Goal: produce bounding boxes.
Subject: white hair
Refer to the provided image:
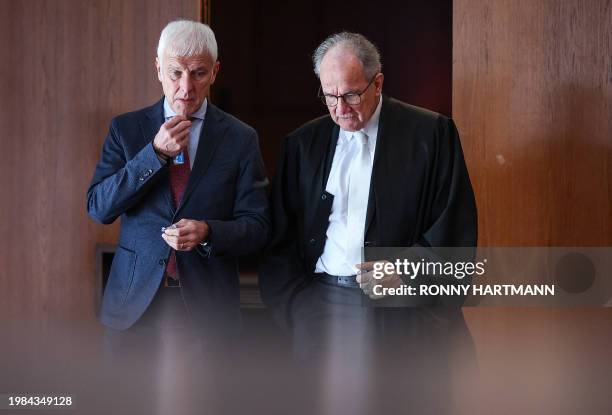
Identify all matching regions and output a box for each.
[313,32,381,79]
[157,20,218,65]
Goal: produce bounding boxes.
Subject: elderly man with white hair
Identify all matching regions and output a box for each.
[88,20,269,356]
[260,32,476,362]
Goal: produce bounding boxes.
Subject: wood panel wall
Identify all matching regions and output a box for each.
[454,3,612,411]
[454,0,612,246]
[0,0,199,322]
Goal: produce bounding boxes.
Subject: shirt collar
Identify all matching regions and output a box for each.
[340,94,383,141]
[163,97,208,121]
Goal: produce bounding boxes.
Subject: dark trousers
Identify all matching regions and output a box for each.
[290,279,477,414]
[101,284,220,415]
[104,284,195,353]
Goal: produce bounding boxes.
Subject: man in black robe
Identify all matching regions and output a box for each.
[259,33,477,409]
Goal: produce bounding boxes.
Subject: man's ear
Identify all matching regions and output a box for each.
[155,57,163,83]
[374,72,384,96]
[210,61,220,85]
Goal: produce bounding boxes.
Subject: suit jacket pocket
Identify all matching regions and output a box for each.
[103,245,137,311]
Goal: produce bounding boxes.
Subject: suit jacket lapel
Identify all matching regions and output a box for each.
[322,124,340,190]
[307,121,339,213]
[365,96,392,238]
[175,103,227,215]
[142,98,174,214]
[303,120,339,270]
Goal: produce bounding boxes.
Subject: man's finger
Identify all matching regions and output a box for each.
[161,233,176,249]
[164,115,188,129]
[356,270,374,284]
[174,133,190,149]
[162,129,190,152]
[174,219,190,227]
[169,119,192,135]
[358,278,374,292]
[368,282,386,299]
[165,227,191,237]
[355,261,376,271]
[164,228,182,237]
[164,219,195,236]
[163,233,179,245]
[175,128,191,141]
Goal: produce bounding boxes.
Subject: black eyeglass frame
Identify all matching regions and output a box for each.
[317,74,378,107]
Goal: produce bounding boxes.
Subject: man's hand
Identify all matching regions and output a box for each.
[355,261,402,300]
[153,116,192,158]
[161,219,210,251]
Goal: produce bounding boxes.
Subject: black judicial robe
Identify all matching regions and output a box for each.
[259,95,477,329]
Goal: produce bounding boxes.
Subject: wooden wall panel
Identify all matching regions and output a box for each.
[454,4,612,411]
[0,0,198,321]
[453,0,612,246]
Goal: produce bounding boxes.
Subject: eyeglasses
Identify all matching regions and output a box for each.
[318,75,377,107]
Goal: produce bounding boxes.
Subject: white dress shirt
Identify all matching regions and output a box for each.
[163,98,208,169]
[315,96,383,276]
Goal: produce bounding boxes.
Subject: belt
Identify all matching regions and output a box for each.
[163,273,182,288]
[317,273,360,288]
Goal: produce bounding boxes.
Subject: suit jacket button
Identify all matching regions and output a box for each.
[309,238,316,245]
[321,194,327,200]
[159,259,166,265]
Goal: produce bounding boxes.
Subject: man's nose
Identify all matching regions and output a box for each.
[179,74,193,94]
[336,97,351,114]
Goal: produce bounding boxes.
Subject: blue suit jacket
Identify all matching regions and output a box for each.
[87,98,270,331]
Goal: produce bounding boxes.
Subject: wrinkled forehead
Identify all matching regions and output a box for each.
[319,48,368,90]
[319,65,368,93]
[161,52,213,69]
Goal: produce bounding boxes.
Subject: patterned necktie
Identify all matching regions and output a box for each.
[346,131,372,269]
[165,144,192,280]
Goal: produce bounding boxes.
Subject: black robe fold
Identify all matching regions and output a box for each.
[259,95,477,329]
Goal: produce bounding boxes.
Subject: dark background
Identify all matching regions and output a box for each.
[211,0,452,176]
